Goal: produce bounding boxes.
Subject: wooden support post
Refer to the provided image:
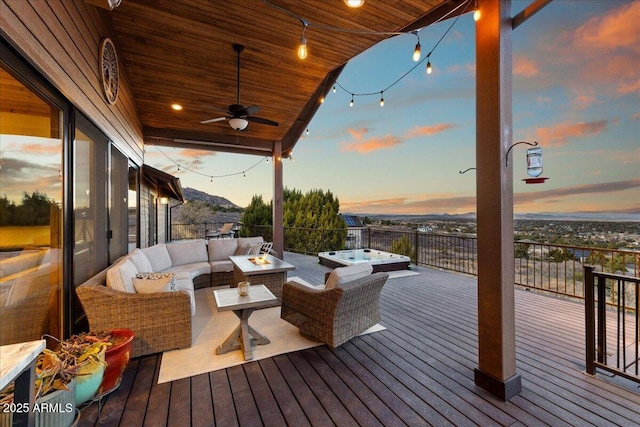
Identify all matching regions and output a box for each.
[272,141,284,259]
[474,0,521,401]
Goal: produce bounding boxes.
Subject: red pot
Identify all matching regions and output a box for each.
[97,329,134,396]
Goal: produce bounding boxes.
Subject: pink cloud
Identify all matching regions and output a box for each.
[571,95,596,111]
[347,128,369,140]
[632,113,640,121]
[405,124,454,139]
[513,55,540,78]
[340,134,402,154]
[535,120,608,147]
[573,2,640,55]
[617,79,640,95]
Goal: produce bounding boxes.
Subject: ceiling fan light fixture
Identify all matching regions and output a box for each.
[229,117,249,131]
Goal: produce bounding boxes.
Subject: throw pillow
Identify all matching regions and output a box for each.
[234,245,252,255]
[133,272,176,293]
[324,263,373,290]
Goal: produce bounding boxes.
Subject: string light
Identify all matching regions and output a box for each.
[306,128,310,135]
[298,19,309,59]
[412,31,421,62]
[473,0,481,21]
[319,95,325,104]
[344,0,364,7]
[152,146,271,181]
[379,91,384,107]
[276,0,472,107]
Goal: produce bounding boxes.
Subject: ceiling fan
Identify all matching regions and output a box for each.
[200,44,279,131]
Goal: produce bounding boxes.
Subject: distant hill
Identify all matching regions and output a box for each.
[182,187,240,209]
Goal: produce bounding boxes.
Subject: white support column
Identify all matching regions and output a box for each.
[272,141,284,258]
[474,0,521,401]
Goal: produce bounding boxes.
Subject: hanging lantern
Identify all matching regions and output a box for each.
[523,146,549,184]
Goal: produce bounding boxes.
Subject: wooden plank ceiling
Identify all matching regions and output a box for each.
[106,0,467,157]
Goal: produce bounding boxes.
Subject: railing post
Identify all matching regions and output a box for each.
[584,265,595,375]
[415,230,419,265]
[596,275,607,364]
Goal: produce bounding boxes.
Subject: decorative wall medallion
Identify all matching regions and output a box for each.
[100,38,119,105]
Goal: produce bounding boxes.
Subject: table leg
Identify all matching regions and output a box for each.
[215,308,270,360]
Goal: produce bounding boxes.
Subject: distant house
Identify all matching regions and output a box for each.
[341,214,366,249]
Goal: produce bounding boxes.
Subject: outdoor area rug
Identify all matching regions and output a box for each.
[158,287,385,384]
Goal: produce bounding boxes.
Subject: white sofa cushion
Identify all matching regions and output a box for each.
[324,264,373,290]
[106,259,138,293]
[236,236,264,247]
[208,239,238,261]
[166,239,208,266]
[173,277,196,315]
[210,260,233,273]
[128,249,153,273]
[164,262,211,279]
[141,244,172,272]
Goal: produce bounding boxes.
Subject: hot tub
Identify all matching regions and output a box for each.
[318,249,411,273]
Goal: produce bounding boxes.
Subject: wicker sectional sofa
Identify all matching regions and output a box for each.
[76,236,266,358]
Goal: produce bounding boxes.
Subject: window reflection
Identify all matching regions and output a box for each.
[0,66,63,345]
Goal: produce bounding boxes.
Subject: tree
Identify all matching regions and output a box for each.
[391,236,415,262]
[241,188,347,252]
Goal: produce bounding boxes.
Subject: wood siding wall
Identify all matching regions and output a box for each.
[0,0,143,164]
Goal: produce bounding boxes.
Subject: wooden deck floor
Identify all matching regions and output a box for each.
[77,252,640,426]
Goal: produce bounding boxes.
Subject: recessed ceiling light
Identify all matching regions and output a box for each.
[344,0,364,8]
[171,103,183,111]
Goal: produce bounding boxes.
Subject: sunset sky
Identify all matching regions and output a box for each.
[122,1,640,216]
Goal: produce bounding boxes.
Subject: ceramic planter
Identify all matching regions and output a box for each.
[75,346,106,405]
[97,329,134,396]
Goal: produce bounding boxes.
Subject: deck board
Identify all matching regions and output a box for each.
[76,252,640,426]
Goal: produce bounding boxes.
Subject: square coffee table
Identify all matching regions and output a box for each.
[213,285,277,360]
[229,254,295,304]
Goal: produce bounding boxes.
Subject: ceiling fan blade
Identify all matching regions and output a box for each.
[200,117,228,124]
[244,105,260,116]
[247,116,279,126]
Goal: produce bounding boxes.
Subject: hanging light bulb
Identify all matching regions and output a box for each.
[320,95,325,104]
[306,128,310,135]
[379,91,384,107]
[474,0,481,21]
[332,86,336,93]
[426,55,432,74]
[412,32,421,62]
[298,19,309,59]
[349,94,354,107]
[210,177,213,183]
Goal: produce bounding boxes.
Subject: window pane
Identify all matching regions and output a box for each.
[0,66,63,344]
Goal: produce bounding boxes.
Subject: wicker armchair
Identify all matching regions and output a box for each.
[281,272,388,348]
[76,268,192,358]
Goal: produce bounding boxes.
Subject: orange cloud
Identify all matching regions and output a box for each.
[340,134,402,154]
[617,79,640,95]
[632,113,640,121]
[513,55,540,78]
[178,149,216,158]
[573,2,640,55]
[347,128,369,140]
[535,120,608,147]
[405,124,454,139]
[572,95,596,111]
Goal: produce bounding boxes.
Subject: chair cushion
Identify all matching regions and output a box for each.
[141,244,172,272]
[173,278,196,316]
[208,239,238,261]
[166,239,208,266]
[128,249,153,273]
[106,259,138,293]
[325,264,373,290]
